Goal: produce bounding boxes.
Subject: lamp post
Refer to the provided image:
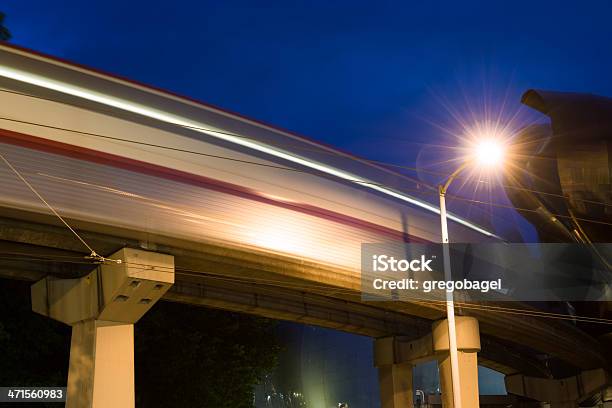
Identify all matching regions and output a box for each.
[438,139,505,408]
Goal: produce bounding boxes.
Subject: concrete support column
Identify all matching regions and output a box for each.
[378,362,414,408]
[433,317,481,408]
[437,349,479,408]
[375,335,429,408]
[67,320,135,408]
[31,248,174,408]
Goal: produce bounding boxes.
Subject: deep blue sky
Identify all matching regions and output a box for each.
[4,1,611,165]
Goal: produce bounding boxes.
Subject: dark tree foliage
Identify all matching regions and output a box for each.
[0,279,280,408]
[0,279,69,408]
[135,301,280,408]
[0,12,10,41]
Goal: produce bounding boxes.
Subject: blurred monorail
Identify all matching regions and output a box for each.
[0,43,498,273]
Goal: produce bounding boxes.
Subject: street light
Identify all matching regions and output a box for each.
[438,138,505,408]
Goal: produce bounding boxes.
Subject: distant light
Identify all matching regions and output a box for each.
[474,139,505,167]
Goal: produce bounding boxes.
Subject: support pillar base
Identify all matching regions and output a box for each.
[433,317,481,408]
[378,363,413,408]
[67,320,135,408]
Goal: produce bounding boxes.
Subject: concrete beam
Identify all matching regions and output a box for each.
[374,334,434,367]
[167,278,428,337]
[32,248,174,324]
[505,369,610,406]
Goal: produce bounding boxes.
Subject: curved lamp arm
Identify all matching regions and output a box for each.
[439,161,471,196]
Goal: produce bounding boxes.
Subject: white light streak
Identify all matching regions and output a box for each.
[0,65,498,238]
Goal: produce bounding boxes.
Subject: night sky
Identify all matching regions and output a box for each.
[4,1,612,164]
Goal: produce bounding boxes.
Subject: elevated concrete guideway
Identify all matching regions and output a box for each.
[1,215,608,407]
[0,43,609,407]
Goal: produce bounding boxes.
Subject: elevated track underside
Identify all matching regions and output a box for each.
[0,212,607,379]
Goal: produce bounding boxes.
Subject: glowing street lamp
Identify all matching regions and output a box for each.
[474,140,505,167]
[438,138,505,408]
